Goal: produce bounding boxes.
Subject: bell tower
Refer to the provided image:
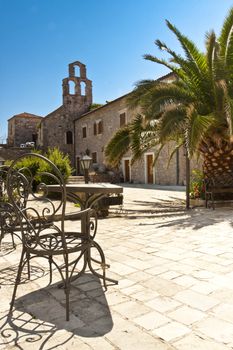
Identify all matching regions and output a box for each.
[62,61,92,116]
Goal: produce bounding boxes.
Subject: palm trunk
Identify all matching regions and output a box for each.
[202,141,233,178]
[201,140,233,200]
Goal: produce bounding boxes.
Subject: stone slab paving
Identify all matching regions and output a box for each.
[1,185,233,348]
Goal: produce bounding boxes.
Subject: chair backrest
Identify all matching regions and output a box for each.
[0,165,9,201]
[0,165,16,235]
[6,153,67,250]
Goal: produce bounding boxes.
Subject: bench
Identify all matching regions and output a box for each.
[204,173,233,209]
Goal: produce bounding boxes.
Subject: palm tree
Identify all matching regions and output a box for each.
[105,8,233,182]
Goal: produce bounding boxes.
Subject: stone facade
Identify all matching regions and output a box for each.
[38,61,92,165]
[7,61,202,185]
[74,94,136,166]
[74,85,201,185]
[7,113,42,147]
[0,145,33,163]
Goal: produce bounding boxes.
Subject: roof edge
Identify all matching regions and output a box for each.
[74,71,176,121]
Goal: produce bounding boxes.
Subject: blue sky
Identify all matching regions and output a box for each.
[0,0,233,139]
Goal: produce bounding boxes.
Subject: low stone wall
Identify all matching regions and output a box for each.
[90,173,121,183]
[0,146,31,162]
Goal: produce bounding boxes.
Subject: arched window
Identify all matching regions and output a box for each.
[68,80,75,95]
[66,131,73,144]
[74,65,80,77]
[80,81,86,96]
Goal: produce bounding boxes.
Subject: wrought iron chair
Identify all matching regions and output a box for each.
[7,153,113,321]
[0,164,30,248]
[0,165,19,248]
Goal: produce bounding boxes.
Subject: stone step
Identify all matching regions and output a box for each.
[67,176,85,184]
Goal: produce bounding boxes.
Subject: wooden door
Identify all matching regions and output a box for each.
[147,154,154,184]
[76,157,81,175]
[124,159,130,182]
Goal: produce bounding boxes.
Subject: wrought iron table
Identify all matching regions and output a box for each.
[48,183,123,210]
[48,183,123,287]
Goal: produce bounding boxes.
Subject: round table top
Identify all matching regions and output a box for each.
[48,183,123,194]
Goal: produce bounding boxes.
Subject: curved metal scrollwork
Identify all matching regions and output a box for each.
[5,153,117,321]
[89,209,98,239]
[6,154,66,253]
[0,165,19,247]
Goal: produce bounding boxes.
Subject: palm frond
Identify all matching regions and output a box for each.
[148,82,195,106]
[167,140,185,168]
[166,20,208,75]
[127,79,159,109]
[152,144,165,165]
[225,34,233,70]
[219,7,233,58]
[224,97,233,136]
[154,39,208,84]
[130,127,149,161]
[205,30,216,75]
[158,105,187,143]
[129,115,159,162]
[128,81,195,119]
[185,108,216,155]
[212,79,228,119]
[143,54,184,78]
[104,126,130,167]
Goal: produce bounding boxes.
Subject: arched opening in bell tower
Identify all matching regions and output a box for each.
[74,65,80,77]
[68,80,76,95]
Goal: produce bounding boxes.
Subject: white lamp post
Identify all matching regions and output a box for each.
[80,155,92,184]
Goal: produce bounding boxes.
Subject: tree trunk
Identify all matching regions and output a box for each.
[185,153,190,210]
[201,141,233,200]
[202,142,233,178]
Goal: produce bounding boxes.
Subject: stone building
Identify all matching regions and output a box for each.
[74,88,191,185]
[7,61,200,185]
[38,61,92,164]
[74,68,201,185]
[7,112,42,147]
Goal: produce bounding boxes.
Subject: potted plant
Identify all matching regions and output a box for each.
[190,169,205,207]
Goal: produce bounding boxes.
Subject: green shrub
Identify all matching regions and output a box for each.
[6,148,72,185]
[5,149,41,175]
[40,147,72,185]
[190,169,205,199]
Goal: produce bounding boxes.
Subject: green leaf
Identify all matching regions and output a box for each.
[105,127,130,167]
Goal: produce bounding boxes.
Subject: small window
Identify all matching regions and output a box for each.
[93,122,97,135]
[98,120,103,134]
[120,113,126,127]
[92,152,97,163]
[93,120,103,135]
[32,134,37,142]
[82,126,87,138]
[66,131,73,144]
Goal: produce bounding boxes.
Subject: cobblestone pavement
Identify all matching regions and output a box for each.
[1,184,233,349]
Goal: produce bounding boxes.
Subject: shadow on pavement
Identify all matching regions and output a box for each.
[109,196,233,231]
[0,273,113,349]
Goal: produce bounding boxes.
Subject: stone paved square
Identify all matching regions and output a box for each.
[1,184,233,349]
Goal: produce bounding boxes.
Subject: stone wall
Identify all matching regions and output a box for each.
[74,94,192,185]
[38,61,92,166]
[8,113,42,147]
[0,146,32,162]
[75,93,203,185]
[75,94,135,165]
[38,106,75,162]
